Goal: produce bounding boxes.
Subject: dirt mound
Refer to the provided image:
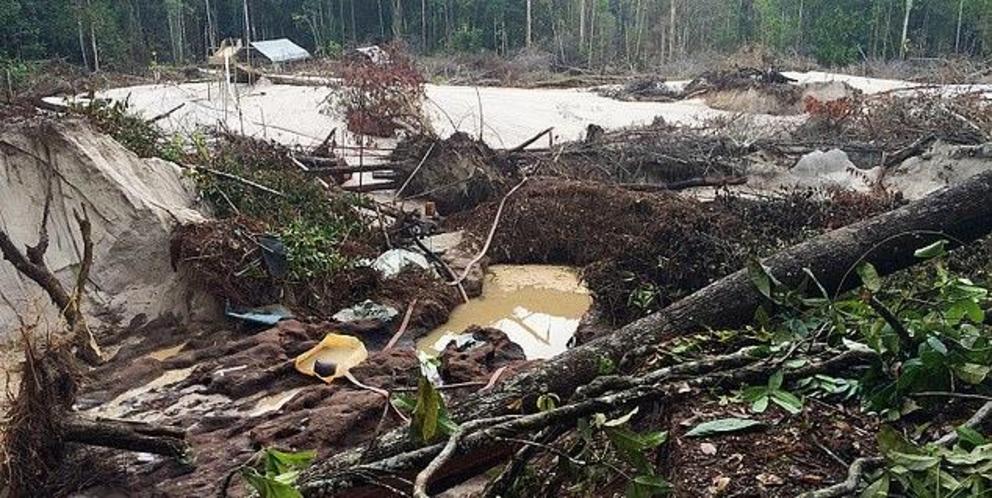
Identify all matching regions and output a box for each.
[0,118,210,333]
[391,132,518,214]
[794,91,992,148]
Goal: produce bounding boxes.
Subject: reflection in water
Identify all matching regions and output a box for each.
[418,265,592,359]
[88,367,195,419]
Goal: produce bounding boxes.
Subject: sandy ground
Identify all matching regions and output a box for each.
[94,79,741,152]
[90,71,991,160]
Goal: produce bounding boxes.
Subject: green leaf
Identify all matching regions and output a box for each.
[943,444,992,465]
[604,407,639,427]
[768,370,784,390]
[914,240,948,259]
[412,376,443,443]
[857,262,882,292]
[926,336,948,355]
[956,426,988,448]
[639,430,669,449]
[954,363,991,385]
[625,474,673,498]
[878,426,920,455]
[770,390,804,414]
[948,300,985,324]
[606,426,658,473]
[684,418,764,438]
[751,395,770,413]
[263,449,315,476]
[860,475,890,498]
[748,259,773,300]
[741,386,768,402]
[242,468,304,498]
[887,451,940,471]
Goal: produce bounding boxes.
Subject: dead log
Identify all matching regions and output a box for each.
[506,127,553,154]
[146,103,185,124]
[950,143,992,160]
[299,170,992,495]
[883,133,937,168]
[62,416,190,461]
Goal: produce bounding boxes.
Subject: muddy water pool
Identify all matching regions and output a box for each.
[418,265,592,359]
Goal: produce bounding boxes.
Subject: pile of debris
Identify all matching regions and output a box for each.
[390,131,520,214]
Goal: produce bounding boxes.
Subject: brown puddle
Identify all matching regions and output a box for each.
[418,265,592,359]
[247,387,307,417]
[146,342,187,361]
[88,367,196,419]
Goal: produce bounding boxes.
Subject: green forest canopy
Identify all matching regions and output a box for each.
[1,0,991,71]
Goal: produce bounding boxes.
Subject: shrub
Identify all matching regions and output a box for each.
[334,44,428,137]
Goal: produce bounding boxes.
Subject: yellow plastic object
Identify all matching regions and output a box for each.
[294,333,369,383]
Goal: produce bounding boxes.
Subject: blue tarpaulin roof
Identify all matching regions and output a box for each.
[249,38,311,63]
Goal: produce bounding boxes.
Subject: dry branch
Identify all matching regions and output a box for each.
[0,186,102,363]
[301,349,874,496]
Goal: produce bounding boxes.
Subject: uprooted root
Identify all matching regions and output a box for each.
[391,132,519,214]
[0,331,80,496]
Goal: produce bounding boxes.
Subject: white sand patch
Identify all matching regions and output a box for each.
[95,80,740,151]
[92,71,990,155]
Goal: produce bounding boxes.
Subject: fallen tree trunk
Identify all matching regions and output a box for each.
[300,170,992,495]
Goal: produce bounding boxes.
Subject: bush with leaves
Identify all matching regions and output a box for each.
[68,98,176,159]
[187,134,373,284]
[747,239,991,421]
[333,44,428,137]
[864,426,992,497]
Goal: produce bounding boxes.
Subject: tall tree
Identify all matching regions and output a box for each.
[901,0,914,58]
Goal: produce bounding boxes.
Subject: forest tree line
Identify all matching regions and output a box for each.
[1,0,991,72]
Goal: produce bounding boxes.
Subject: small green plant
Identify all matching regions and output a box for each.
[392,376,458,443]
[68,98,165,158]
[240,448,315,498]
[572,408,672,498]
[625,277,660,315]
[280,220,351,280]
[865,426,992,497]
[741,370,804,414]
[796,374,861,400]
[746,241,992,419]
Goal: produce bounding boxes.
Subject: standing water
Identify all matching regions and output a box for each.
[417,265,593,359]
